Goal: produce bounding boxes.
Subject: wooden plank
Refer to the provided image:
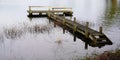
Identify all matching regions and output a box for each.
[27,10,73,13]
[49,13,103,36]
[29,6,72,9]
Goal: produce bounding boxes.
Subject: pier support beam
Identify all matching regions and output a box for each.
[63,14,66,26]
[39,13,42,16]
[99,26,103,33]
[73,17,77,42]
[99,26,103,39]
[29,6,32,16]
[74,17,76,23]
[73,17,77,32]
[74,34,77,42]
[85,22,89,38]
[63,26,66,34]
[85,42,88,49]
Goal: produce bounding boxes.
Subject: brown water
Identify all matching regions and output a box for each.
[0,0,120,60]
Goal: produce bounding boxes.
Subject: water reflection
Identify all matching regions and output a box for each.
[0,33,4,44]
[0,23,53,40]
[105,0,118,19]
[103,0,120,29]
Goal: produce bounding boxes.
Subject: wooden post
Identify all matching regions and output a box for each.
[85,42,88,49]
[48,12,49,17]
[99,26,103,38]
[74,17,77,32]
[63,27,66,34]
[39,13,42,16]
[63,14,65,18]
[52,8,54,14]
[29,6,31,12]
[29,6,32,16]
[73,17,77,42]
[47,8,50,17]
[99,26,103,33]
[48,8,51,17]
[85,22,89,38]
[74,24,77,32]
[93,39,97,46]
[74,34,76,42]
[63,14,66,25]
[74,17,76,23]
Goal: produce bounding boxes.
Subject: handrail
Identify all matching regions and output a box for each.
[29,6,52,8]
[52,7,72,9]
[29,6,72,11]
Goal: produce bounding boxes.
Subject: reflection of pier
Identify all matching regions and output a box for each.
[27,6,112,49]
[105,0,117,19]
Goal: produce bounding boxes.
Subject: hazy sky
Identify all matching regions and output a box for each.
[0,0,74,6]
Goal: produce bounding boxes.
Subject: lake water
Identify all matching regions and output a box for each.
[0,0,120,60]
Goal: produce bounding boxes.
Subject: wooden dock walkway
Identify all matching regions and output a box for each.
[27,6,73,17]
[27,6,112,48]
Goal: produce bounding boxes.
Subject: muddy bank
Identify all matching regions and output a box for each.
[83,49,120,60]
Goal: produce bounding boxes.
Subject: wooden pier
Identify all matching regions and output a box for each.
[27,6,73,17]
[27,6,112,48]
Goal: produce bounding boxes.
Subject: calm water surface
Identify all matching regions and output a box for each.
[0,0,120,60]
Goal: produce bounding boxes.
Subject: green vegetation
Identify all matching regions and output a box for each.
[82,46,120,60]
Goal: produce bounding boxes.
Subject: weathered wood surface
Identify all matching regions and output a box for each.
[47,12,101,35]
[27,6,112,47]
[27,10,73,13]
[27,6,73,17]
[47,12,112,45]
